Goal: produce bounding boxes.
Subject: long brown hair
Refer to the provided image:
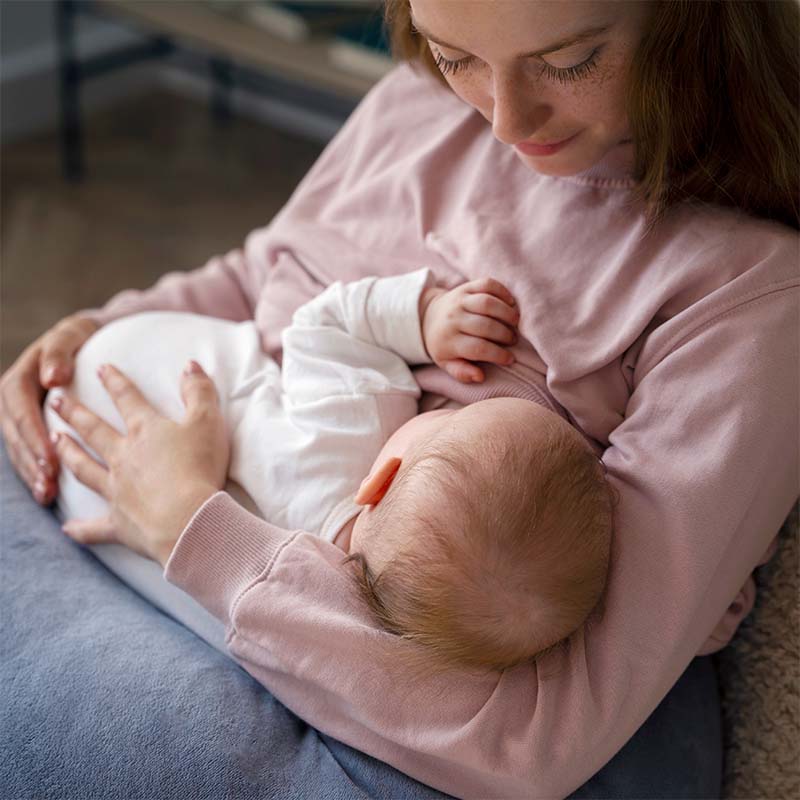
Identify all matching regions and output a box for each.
[383,0,799,231]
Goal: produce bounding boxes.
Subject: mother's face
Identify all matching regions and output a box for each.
[409,0,651,176]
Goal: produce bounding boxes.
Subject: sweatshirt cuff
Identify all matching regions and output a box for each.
[164,491,299,627]
[366,268,435,365]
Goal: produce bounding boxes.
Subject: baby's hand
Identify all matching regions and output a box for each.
[420,277,519,383]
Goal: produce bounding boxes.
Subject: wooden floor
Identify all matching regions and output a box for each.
[1,90,324,369]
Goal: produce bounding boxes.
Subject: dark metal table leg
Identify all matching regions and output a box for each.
[56,0,84,181]
[209,57,234,123]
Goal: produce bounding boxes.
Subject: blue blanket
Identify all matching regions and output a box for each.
[0,443,721,799]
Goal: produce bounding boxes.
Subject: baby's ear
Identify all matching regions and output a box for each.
[355,457,402,506]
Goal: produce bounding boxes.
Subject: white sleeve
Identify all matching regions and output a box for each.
[281,268,435,402]
[233,269,435,539]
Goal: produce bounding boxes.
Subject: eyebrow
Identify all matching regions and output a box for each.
[410,17,612,58]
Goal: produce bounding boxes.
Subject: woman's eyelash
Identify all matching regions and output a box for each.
[432,48,601,85]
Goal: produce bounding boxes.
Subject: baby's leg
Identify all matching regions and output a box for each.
[44,311,272,655]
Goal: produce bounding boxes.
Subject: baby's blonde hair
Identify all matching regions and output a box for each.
[345,410,617,673]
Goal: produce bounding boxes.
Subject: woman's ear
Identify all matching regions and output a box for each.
[355,457,402,506]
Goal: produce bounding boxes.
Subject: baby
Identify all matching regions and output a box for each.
[48,269,614,672]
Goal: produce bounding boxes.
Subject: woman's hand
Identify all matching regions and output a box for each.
[0,314,99,505]
[420,277,520,383]
[50,361,229,567]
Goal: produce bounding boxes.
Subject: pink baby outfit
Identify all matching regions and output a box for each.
[87,63,799,799]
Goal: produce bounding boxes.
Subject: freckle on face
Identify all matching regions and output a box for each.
[412,0,650,176]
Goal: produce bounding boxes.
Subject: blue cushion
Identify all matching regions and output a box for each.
[0,442,721,799]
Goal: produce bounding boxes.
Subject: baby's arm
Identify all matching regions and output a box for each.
[265,271,519,536]
[286,271,520,395]
[420,277,520,383]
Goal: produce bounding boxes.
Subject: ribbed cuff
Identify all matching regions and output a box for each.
[415,361,570,420]
[164,491,299,626]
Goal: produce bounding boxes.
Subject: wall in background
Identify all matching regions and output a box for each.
[0,1,350,146]
[1,0,58,56]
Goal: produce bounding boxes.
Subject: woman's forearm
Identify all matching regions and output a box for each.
[84,243,266,328]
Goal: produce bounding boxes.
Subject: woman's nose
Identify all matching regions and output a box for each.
[490,73,550,146]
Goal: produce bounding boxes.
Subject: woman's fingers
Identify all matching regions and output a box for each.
[51,431,110,497]
[0,313,98,505]
[39,316,99,388]
[0,349,58,503]
[180,360,220,421]
[461,292,520,327]
[96,364,151,428]
[458,313,517,345]
[62,515,117,546]
[1,412,42,494]
[50,393,120,461]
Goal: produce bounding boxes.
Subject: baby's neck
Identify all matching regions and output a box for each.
[333,515,357,552]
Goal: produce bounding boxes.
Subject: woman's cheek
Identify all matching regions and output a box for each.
[443,75,494,122]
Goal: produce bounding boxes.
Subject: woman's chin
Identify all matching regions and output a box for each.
[515,150,590,177]
[515,138,634,179]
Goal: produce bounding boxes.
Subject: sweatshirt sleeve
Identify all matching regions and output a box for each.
[166,281,798,799]
[82,235,269,328]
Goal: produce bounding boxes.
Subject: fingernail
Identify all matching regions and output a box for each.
[50,431,60,445]
[97,364,107,380]
[44,365,59,384]
[37,458,55,478]
[50,395,63,412]
[185,360,202,375]
[61,523,73,536]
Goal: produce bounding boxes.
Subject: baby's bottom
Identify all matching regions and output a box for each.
[44,311,274,655]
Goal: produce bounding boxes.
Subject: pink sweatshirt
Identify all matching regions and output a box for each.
[88,64,799,799]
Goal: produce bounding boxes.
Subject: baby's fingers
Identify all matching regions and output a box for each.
[458,313,516,346]
[456,335,515,367]
[463,278,517,308]
[461,292,520,327]
[443,359,485,384]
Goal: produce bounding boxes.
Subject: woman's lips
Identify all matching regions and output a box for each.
[514,131,580,156]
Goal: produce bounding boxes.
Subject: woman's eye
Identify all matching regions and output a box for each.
[540,48,602,84]
[431,45,602,84]
[432,50,475,77]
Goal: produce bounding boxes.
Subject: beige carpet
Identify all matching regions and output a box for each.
[2,91,798,799]
[717,503,799,799]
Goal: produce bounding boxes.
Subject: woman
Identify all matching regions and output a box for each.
[2,1,797,797]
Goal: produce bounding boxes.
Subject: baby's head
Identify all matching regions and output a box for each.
[346,398,616,672]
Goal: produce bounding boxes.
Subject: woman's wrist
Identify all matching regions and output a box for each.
[156,481,220,568]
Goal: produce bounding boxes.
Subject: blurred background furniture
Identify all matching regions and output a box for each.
[57,0,391,178]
